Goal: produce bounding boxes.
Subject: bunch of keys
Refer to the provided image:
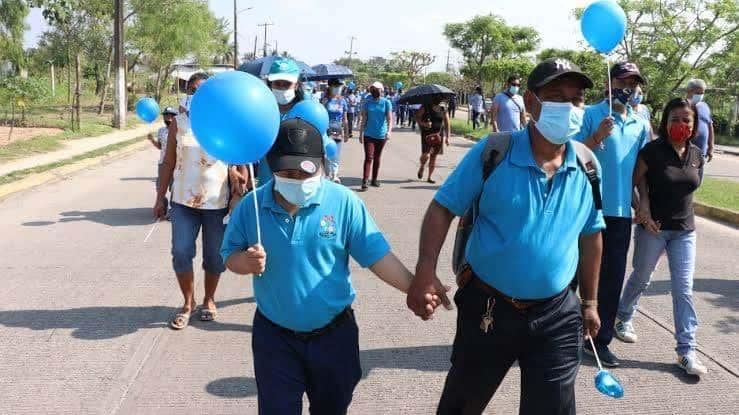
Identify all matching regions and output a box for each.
[480,297,495,333]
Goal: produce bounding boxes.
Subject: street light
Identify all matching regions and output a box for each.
[234,2,255,68]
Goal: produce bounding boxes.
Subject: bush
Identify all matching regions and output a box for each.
[0,76,51,124]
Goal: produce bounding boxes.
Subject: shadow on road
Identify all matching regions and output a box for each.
[22,208,154,227]
[0,297,255,340]
[205,344,453,399]
[401,185,441,191]
[581,356,701,384]
[340,177,415,189]
[644,278,738,312]
[120,177,157,182]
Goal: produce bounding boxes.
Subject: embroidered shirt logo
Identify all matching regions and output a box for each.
[319,215,337,239]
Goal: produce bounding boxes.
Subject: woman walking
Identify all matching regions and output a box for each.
[324,79,349,183]
[358,81,393,191]
[415,99,450,183]
[615,98,707,377]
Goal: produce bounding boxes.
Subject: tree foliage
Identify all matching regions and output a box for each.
[444,14,539,84]
[389,50,435,84]
[538,48,606,102]
[0,0,30,72]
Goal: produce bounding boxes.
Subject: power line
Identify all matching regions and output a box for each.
[257,22,274,57]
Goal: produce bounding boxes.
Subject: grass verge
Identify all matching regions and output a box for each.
[0,136,144,186]
[716,134,739,147]
[450,119,492,141]
[695,178,739,212]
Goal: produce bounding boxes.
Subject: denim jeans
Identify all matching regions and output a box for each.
[170,202,227,274]
[617,226,698,356]
[326,139,343,179]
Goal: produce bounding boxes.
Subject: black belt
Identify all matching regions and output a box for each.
[258,308,354,341]
[470,274,561,311]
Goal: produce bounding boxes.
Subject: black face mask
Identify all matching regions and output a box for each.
[371,90,380,99]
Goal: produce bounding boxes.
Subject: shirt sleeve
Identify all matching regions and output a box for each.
[433,137,487,216]
[220,200,252,264]
[346,195,391,268]
[385,99,393,114]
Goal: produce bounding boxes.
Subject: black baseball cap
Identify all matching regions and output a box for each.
[266,118,325,175]
[527,58,594,91]
[610,62,646,84]
[162,107,178,116]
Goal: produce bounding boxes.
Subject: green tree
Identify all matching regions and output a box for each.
[576,0,738,110]
[129,0,225,101]
[444,14,540,84]
[424,71,455,87]
[0,76,49,138]
[0,0,30,73]
[389,50,435,84]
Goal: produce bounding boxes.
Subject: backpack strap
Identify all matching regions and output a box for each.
[571,141,603,211]
[471,132,512,218]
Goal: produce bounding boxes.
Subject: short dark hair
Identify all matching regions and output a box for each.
[188,72,209,85]
[507,75,521,84]
[657,97,698,140]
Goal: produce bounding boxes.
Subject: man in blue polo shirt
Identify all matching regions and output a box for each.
[575,62,650,367]
[408,58,605,414]
[221,118,417,414]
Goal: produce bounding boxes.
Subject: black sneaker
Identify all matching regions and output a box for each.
[370,181,381,187]
[583,342,620,368]
[360,181,369,192]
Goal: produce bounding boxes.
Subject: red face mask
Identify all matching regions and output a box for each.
[668,122,692,144]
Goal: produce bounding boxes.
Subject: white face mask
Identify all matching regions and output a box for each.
[331,87,343,96]
[690,94,704,105]
[273,88,296,105]
[273,174,322,207]
[533,95,584,145]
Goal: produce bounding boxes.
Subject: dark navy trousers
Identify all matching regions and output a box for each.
[252,309,362,415]
[595,216,633,347]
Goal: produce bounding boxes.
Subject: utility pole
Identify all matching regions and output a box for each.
[113,0,125,129]
[253,35,258,59]
[345,36,357,60]
[233,0,238,68]
[258,22,274,57]
[446,49,451,72]
[48,61,55,96]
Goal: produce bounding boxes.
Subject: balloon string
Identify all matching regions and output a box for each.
[247,163,262,246]
[606,56,612,116]
[589,336,604,371]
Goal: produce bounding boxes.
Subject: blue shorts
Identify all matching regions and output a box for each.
[170,202,227,274]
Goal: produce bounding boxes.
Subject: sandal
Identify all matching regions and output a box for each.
[170,308,194,330]
[200,306,218,322]
[417,166,424,180]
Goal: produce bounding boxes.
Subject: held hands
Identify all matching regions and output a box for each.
[407,265,453,320]
[244,244,267,275]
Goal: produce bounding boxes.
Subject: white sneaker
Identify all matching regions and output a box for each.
[614,318,638,343]
[677,353,708,377]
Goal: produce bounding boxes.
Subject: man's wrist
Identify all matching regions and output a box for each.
[580,298,598,307]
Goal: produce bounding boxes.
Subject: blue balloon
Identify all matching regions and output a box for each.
[190,71,280,165]
[135,97,160,123]
[347,81,356,90]
[285,100,329,134]
[325,139,338,161]
[581,0,627,53]
[395,81,403,89]
[594,370,624,398]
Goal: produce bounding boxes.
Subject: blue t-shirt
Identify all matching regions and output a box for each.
[434,127,605,299]
[362,97,392,139]
[221,179,391,331]
[575,101,650,218]
[326,97,348,131]
[692,102,712,155]
[493,92,525,132]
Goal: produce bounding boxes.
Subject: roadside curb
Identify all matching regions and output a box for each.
[694,202,739,227]
[0,140,148,201]
[716,147,739,157]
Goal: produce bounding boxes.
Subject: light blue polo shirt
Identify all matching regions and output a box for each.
[220,179,391,331]
[362,97,392,139]
[575,100,649,218]
[493,92,525,132]
[434,127,605,299]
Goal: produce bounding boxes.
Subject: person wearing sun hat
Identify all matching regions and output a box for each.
[221,117,416,414]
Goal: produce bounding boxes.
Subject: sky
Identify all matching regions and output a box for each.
[24,0,593,72]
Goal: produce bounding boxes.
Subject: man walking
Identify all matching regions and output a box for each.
[469,86,484,130]
[686,78,715,172]
[407,58,605,414]
[575,62,651,366]
[490,74,526,132]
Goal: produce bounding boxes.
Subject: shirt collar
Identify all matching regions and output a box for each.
[509,127,578,171]
[597,100,638,124]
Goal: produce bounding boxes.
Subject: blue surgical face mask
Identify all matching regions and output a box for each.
[690,94,704,105]
[508,86,520,95]
[533,95,584,145]
[629,91,643,105]
[273,174,322,207]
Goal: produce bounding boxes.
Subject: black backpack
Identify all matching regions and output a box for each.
[451,132,603,276]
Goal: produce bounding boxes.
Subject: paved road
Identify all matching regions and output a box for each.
[0,127,737,414]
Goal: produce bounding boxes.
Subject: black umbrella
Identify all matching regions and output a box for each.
[398,84,455,104]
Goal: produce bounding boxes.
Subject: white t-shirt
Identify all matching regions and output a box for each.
[157,127,169,164]
[469,93,484,112]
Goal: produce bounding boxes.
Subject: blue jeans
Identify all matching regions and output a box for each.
[252,309,362,415]
[170,202,227,274]
[617,226,698,356]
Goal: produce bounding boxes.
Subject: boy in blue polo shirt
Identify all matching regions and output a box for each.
[221,118,418,414]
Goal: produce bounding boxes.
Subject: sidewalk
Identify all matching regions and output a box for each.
[0,123,157,178]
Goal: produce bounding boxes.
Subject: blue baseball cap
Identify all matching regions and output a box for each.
[267,58,300,83]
